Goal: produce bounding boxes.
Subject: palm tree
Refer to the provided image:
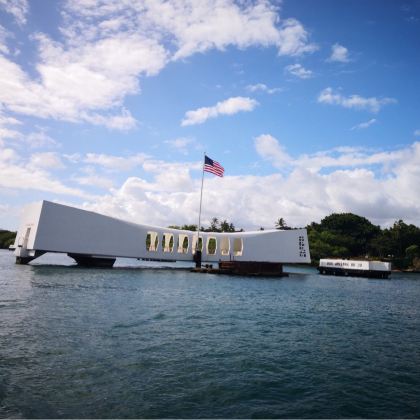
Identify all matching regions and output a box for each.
[275,217,287,230]
[210,217,219,232]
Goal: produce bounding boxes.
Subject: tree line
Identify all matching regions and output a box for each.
[306,214,420,269]
[169,217,239,233]
[0,230,16,249]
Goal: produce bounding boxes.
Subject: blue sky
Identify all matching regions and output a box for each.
[0,0,419,230]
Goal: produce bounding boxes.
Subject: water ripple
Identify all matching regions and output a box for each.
[1,251,420,418]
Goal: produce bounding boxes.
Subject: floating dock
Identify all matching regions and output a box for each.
[318,259,391,279]
[193,261,287,277]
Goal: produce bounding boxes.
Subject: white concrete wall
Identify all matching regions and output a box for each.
[12,201,43,257]
[15,200,311,264]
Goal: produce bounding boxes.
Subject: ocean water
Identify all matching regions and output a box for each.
[0,249,419,419]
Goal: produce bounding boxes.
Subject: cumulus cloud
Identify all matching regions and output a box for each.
[74,174,114,190]
[72,167,115,190]
[165,137,192,149]
[0,35,166,128]
[0,127,21,141]
[0,1,317,130]
[351,118,377,130]
[0,120,60,149]
[246,83,282,94]
[2,139,420,229]
[254,134,292,168]
[256,133,409,173]
[84,153,149,171]
[79,141,420,230]
[276,18,318,56]
[29,152,65,169]
[24,130,60,149]
[0,24,10,54]
[164,137,200,155]
[318,87,397,113]
[82,109,137,130]
[0,144,91,198]
[0,0,29,26]
[285,63,313,79]
[62,1,317,59]
[181,96,258,126]
[0,110,22,141]
[329,43,350,62]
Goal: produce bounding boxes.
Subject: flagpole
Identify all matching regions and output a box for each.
[197,152,205,251]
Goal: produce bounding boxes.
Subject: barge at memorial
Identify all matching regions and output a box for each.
[318,259,391,279]
[11,201,311,274]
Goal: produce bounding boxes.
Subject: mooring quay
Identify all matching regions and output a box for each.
[11,201,311,275]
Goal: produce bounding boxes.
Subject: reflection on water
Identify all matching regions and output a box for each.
[1,250,420,418]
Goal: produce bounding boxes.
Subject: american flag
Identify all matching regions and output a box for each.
[204,155,224,177]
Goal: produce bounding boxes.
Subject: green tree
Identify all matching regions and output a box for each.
[388,220,420,258]
[275,218,288,230]
[181,224,198,231]
[317,213,381,256]
[406,244,420,259]
[0,230,16,249]
[219,220,236,232]
[209,217,219,232]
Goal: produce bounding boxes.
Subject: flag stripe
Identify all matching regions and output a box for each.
[204,155,224,177]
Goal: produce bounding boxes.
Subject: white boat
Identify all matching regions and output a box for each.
[11,201,311,272]
[318,258,391,279]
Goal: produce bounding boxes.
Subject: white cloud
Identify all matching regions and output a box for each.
[318,87,397,113]
[84,153,149,171]
[0,115,60,149]
[2,139,420,230]
[29,152,65,169]
[181,96,258,126]
[0,35,166,128]
[254,134,292,168]
[351,118,377,130]
[329,43,349,62]
[165,137,192,149]
[0,112,21,127]
[82,109,137,130]
[276,18,318,56]
[0,110,22,141]
[0,127,21,141]
[0,24,10,54]
[63,153,81,164]
[0,144,91,198]
[79,141,420,230]
[65,1,316,60]
[246,83,281,94]
[0,1,317,130]
[25,130,60,149]
[0,0,29,26]
[0,164,89,197]
[255,133,410,174]
[74,174,114,190]
[414,129,420,137]
[164,137,200,155]
[73,167,114,190]
[285,63,313,79]
[162,0,283,60]
[0,146,19,162]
